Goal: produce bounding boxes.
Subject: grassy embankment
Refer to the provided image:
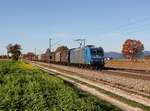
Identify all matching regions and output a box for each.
[0,60,121,111]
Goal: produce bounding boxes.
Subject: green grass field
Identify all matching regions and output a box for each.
[0,60,121,111]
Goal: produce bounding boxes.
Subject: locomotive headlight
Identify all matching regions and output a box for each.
[101,58,104,63]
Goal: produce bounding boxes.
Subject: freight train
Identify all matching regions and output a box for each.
[50,45,105,68]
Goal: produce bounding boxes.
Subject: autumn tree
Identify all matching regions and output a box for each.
[55,46,68,53]
[122,39,144,61]
[7,44,22,61]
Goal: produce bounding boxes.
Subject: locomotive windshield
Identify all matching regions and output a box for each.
[91,48,104,57]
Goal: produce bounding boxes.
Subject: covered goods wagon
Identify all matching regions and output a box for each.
[50,52,55,63]
[55,51,61,63]
[60,50,69,64]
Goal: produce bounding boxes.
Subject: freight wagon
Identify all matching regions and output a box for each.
[50,52,55,63]
[55,51,61,63]
[60,50,69,64]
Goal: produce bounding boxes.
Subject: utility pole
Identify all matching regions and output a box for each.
[49,38,52,52]
[83,39,85,47]
[35,48,36,55]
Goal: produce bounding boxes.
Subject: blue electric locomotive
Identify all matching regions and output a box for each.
[69,45,104,67]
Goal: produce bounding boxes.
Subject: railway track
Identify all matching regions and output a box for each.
[30,61,150,111]
[45,62,150,80]
[102,68,150,81]
[29,61,150,95]
[104,67,150,73]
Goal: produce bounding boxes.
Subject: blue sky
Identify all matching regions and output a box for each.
[0,0,150,54]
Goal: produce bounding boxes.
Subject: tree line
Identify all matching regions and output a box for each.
[3,39,150,61]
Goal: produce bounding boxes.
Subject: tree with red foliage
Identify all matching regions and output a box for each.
[122,39,144,61]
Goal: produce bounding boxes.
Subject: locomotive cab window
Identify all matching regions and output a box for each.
[91,49,103,57]
[97,50,104,56]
